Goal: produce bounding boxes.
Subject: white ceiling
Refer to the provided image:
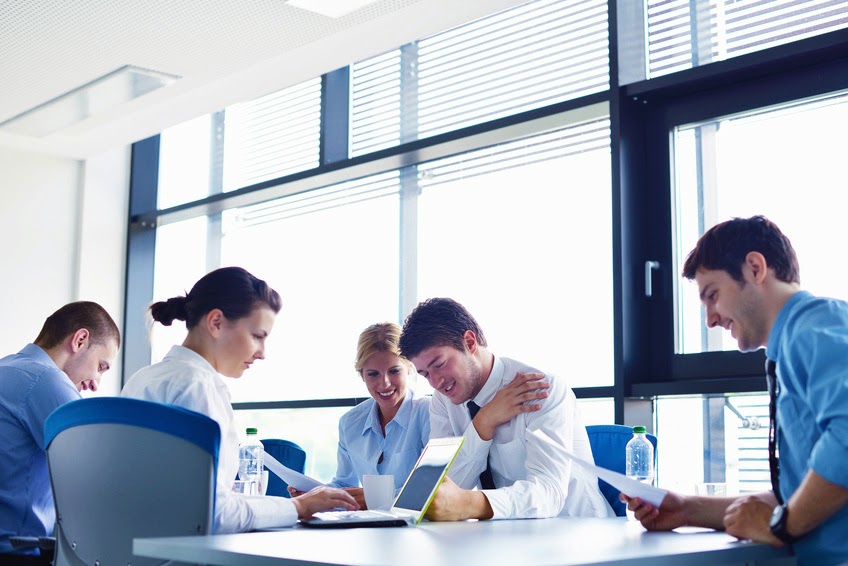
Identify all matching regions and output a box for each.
[0,0,526,159]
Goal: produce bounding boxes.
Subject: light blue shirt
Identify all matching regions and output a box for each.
[767,290,848,566]
[0,344,79,555]
[328,389,430,492]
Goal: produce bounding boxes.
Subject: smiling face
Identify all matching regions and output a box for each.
[695,266,770,352]
[215,306,276,378]
[410,341,483,405]
[361,350,410,416]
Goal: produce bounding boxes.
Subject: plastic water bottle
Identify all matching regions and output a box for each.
[238,428,264,494]
[625,425,654,520]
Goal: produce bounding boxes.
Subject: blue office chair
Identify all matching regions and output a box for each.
[586,424,658,517]
[45,397,220,566]
[262,438,307,497]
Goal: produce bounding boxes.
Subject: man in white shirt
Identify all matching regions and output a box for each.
[399,297,611,521]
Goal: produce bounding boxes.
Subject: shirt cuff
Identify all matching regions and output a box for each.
[463,420,492,461]
[248,495,299,530]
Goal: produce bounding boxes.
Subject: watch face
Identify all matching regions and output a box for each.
[769,504,784,528]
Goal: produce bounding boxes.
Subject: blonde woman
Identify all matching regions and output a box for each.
[291,322,430,507]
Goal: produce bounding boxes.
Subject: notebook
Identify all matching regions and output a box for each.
[302,436,464,528]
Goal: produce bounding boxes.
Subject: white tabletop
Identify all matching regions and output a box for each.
[134,516,793,566]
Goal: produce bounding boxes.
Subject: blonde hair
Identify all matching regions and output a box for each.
[354,322,414,373]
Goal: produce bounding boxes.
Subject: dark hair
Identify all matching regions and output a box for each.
[150,267,282,329]
[399,297,487,361]
[34,301,121,350]
[682,215,800,284]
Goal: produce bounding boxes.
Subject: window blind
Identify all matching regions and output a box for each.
[350,0,609,157]
[648,0,848,79]
[222,78,322,191]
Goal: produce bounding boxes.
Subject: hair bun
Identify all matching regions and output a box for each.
[150,296,189,326]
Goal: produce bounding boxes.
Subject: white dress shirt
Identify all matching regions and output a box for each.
[430,355,613,520]
[121,345,298,533]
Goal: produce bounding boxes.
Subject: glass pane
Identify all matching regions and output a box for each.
[233,407,350,482]
[350,0,609,155]
[673,91,848,354]
[576,398,614,425]
[157,115,212,210]
[150,217,209,363]
[417,119,613,387]
[223,79,321,191]
[218,173,401,403]
[647,0,848,80]
[655,393,769,495]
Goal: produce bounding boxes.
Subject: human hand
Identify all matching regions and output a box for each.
[621,491,689,531]
[344,487,366,509]
[474,372,549,441]
[291,486,359,519]
[724,495,781,546]
[287,486,306,498]
[424,476,493,522]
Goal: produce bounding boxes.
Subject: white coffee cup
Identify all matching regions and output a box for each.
[363,474,394,511]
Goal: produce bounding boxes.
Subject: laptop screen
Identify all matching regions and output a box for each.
[393,440,462,511]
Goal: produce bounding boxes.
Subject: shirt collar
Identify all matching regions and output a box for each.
[164,345,230,390]
[470,355,504,407]
[21,343,58,368]
[362,388,414,436]
[766,290,811,361]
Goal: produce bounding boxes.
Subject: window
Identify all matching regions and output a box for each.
[350,0,609,155]
[417,118,613,387]
[655,393,770,494]
[673,91,848,354]
[646,0,848,79]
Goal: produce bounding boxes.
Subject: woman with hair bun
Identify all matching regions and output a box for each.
[121,267,357,533]
[289,322,429,507]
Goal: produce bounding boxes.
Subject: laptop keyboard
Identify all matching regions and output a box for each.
[311,510,396,521]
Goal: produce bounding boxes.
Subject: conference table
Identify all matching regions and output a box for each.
[133,516,794,565]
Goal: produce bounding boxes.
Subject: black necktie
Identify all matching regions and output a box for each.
[766,358,783,504]
[466,401,496,490]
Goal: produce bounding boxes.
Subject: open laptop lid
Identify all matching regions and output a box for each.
[386,436,464,524]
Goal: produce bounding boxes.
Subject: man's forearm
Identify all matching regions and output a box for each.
[786,470,848,538]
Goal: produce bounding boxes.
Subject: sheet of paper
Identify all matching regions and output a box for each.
[263,452,324,492]
[529,429,668,508]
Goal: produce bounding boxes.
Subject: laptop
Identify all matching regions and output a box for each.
[302,436,464,528]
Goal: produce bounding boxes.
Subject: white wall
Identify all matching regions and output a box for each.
[0,145,130,395]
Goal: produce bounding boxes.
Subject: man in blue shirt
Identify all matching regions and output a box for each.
[624,216,848,566]
[0,301,120,565]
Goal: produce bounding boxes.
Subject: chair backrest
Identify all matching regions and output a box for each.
[45,397,220,566]
[585,424,658,517]
[261,438,307,498]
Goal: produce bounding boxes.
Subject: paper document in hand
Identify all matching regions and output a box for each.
[529,429,667,508]
[263,452,324,492]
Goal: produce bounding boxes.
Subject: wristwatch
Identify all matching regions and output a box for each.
[769,503,797,544]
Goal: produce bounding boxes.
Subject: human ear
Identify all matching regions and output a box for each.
[206,309,226,337]
[70,328,90,353]
[745,251,768,284]
[463,330,478,354]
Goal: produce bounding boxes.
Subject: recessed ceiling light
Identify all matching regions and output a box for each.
[0,65,179,137]
[286,0,382,18]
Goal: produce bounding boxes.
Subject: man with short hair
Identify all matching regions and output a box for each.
[624,215,848,566]
[0,301,120,565]
[399,297,611,521]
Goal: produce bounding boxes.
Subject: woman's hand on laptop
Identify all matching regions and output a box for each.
[291,486,360,519]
